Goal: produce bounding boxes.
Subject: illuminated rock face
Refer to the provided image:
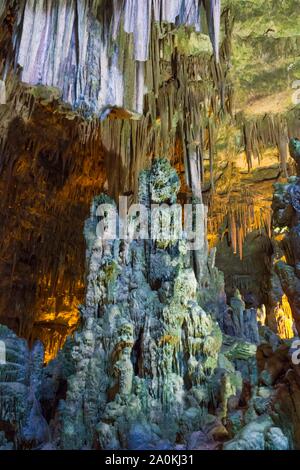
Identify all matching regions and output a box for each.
[0,91,105,360]
[2,0,220,116]
[223,416,289,451]
[289,139,300,176]
[37,161,290,451]
[54,159,225,450]
[0,1,228,354]
[272,139,300,334]
[0,0,299,452]
[0,161,293,451]
[0,325,50,449]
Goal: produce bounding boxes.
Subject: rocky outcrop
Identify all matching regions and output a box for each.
[37,160,290,451]
[255,339,300,449]
[222,289,260,344]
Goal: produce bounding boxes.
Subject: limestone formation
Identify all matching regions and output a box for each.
[224,416,289,451]
[0,160,293,451]
[0,0,299,454]
[51,158,225,449]
[222,290,260,344]
[41,160,288,450]
[0,1,230,345]
[1,0,220,116]
[272,139,300,333]
[0,325,49,449]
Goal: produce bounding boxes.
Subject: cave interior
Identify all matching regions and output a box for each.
[0,0,300,452]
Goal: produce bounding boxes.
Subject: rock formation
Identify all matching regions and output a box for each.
[0,325,49,449]
[0,0,229,353]
[1,0,220,116]
[46,158,226,450]
[0,0,300,453]
[0,158,294,451]
[272,139,300,333]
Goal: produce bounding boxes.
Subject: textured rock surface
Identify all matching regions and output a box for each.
[50,158,225,449]
[0,1,230,351]
[0,0,299,452]
[256,340,300,449]
[1,0,220,116]
[222,289,260,344]
[289,138,300,176]
[0,160,294,451]
[0,324,49,449]
[39,160,289,451]
[272,139,300,333]
[224,416,289,451]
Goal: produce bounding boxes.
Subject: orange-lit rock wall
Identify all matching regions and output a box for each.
[0,83,107,360]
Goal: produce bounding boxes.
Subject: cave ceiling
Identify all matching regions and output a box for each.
[0,0,299,359]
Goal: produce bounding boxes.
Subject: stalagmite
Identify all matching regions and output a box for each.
[5,0,220,116]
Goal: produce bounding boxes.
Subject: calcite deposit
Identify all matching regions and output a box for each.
[0,1,228,350]
[2,0,220,116]
[47,158,225,449]
[0,159,296,451]
[0,0,300,454]
[272,139,300,333]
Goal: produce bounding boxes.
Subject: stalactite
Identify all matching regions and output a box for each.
[99,16,232,200]
[238,113,293,172]
[3,0,220,117]
[204,0,221,63]
[275,294,294,340]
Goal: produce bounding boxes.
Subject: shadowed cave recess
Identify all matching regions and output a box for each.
[0,0,300,451]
